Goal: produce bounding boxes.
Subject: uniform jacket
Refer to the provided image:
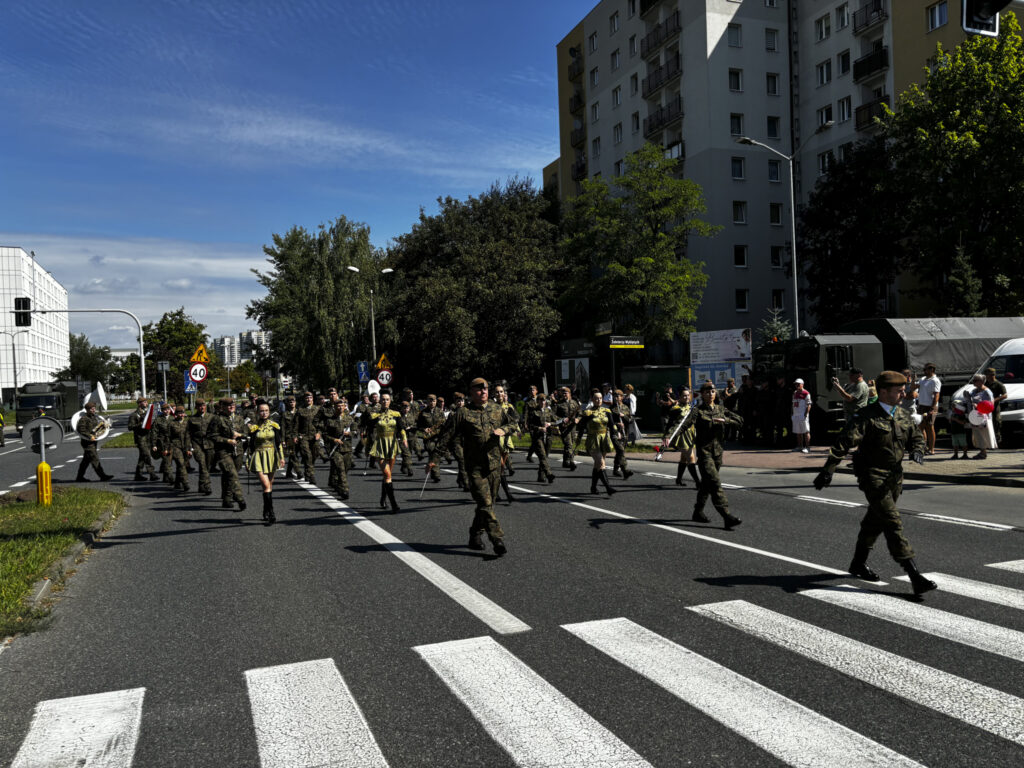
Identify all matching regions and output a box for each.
[680,401,742,456]
[824,402,924,480]
[442,401,514,473]
[321,413,357,453]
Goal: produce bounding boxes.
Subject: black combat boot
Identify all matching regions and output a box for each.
[222,498,233,509]
[676,463,685,486]
[492,538,507,557]
[468,529,486,551]
[537,469,546,483]
[902,558,938,595]
[622,466,633,481]
[285,467,294,479]
[692,508,711,523]
[599,469,617,495]
[134,472,145,481]
[237,495,247,512]
[148,472,159,481]
[547,472,555,484]
[385,482,400,512]
[849,543,880,582]
[721,510,742,530]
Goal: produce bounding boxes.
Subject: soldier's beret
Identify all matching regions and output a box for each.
[195,399,205,406]
[219,397,235,406]
[537,393,546,401]
[453,392,465,399]
[174,406,185,414]
[876,370,907,388]
[136,397,147,405]
[427,393,437,400]
[469,377,488,389]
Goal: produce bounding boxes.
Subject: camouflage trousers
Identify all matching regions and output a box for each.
[694,449,730,518]
[612,436,630,474]
[215,450,244,502]
[190,445,211,492]
[454,442,468,487]
[169,447,190,490]
[329,451,352,493]
[424,440,442,481]
[134,437,155,475]
[77,442,102,479]
[561,427,577,466]
[468,467,504,542]
[531,430,552,477]
[857,472,914,562]
[297,437,318,482]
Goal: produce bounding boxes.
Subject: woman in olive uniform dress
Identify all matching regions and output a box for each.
[663,388,701,487]
[247,400,285,525]
[369,392,408,512]
[577,390,617,495]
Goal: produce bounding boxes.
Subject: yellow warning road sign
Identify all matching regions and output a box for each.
[375,352,392,370]
[190,344,210,364]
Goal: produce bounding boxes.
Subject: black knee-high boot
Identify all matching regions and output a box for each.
[500,475,514,504]
[385,482,400,512]
[675,462,685,486]
[600,469,617,495]
[687,464,701,485]
[262,491,275,525]
[380,479,387,508]
[590,467,600,494]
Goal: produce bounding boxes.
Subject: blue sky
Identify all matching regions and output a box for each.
[1,0,592,347]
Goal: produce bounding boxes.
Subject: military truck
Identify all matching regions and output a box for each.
[14,381,90,433]
[751,317,1024,431]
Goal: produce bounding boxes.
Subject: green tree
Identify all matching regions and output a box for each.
[108,353,141,396]
[560,142,717,344]
[756,307,794,347]
[52,333,113,387]
[388,178,560,390]
[142,308,209,402]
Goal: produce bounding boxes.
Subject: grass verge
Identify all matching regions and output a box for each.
[102,431,136,449]
[0,486,126,636]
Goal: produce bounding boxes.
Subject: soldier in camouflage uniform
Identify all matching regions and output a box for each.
[163,406,193,491]
[527,392,556,484]
[241,395,257,424]
[295,391,321,484]
[439,378,515,556]
[152,402,175,484]
[400,388,423,459]
[278,395,299,478]
[610,389,635,480]
[814,370,937,596]
[75,401,114,482]
[318,388,342,462]
[128,396,158,481]
[679,382,744,529]
[397,400,418,476]
[552,386,581,470]
[417,394,446,483]
[522,386,540,462]
[210,398,246,510]
[187,400,214,495]
[321,398,356,498]
[446,392,469,490]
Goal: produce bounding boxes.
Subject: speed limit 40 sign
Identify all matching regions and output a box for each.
[189,362,209,383]
[376,368,393,387]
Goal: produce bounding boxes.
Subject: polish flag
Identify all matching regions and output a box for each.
[141,403,157,429]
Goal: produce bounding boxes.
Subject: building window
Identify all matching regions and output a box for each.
[765,28,778,52]
[838,96,852,122]
[728,24,742,47]
[838,50,851,76]
[770,245,784,268]
[610,11,620,34]
[613,122,623,144]
[630,73,639,94]
[631,111,640,132]
[765,0,777,7]
[837,141,854,162]
[629,34,638,56]
[592,137,601,158]
[771,289,785,310]
[730,113,744,135]
[815,15,830,41]
[836,3,850,30]
[732,201,747,224]
[817,150,835,176]
[734,245,748,268]
[612,86,622,106]
[768,158,781,182]
[614,159,624,176]
[589,32,598,53]
[767,116,780,138]
[591,102,600,122]
[611,49,621,71]
[766,72,779,96]
[590,67,599,87]
[817,104,833,126]
[729,68,743,92]
[628,0,636,18]
[769,202,783,225]
[816,60,832,86]
[731,156,746,179]
[927,1,948,31]
[736,289,749,312]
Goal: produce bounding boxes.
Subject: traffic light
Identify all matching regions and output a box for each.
[14,297,31,326]
[962,1,1013,36]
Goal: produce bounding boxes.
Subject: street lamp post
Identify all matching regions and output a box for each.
[347,266,394,363]
[1,330,29,401]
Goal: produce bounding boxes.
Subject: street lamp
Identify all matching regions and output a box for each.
[347,266,395,363]
[735,121,832,339]
[1,330,29,402]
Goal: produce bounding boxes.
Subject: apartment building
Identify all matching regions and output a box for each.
[212,335,240,367]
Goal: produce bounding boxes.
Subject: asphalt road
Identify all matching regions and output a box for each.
[1,435,1023,767]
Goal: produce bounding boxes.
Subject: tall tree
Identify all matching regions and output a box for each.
[142,308,210,402]
[560,142,717,344]
[52,333,113,387]
[108,353,141,396]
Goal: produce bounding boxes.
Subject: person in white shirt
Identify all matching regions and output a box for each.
[791,378,812,453]
[916,363,942,455]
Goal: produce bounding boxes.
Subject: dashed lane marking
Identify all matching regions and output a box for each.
[916,513,1013,531]
[987,560,1024,574]
[795,495,863,508]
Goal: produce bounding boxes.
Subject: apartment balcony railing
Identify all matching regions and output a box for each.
[853,0,887,34]
[570,126,587,147]
[853,46,888,82]
[643,94,683,138]
[640,0,662,18]
[571,158,588,181]
[640,10,681,59]
[568,57,583,81]
[569,91,584,113]
[855,95,889,131]
[642,53,681,98]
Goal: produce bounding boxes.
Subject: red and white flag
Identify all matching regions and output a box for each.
[141,403,156,430]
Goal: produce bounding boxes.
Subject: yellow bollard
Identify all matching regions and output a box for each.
[37,462,52,506]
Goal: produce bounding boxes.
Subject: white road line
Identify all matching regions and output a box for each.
[245,658,388,768]
[915,514,1013,531]
[1,446,25,456]
[689,600,1024,747]
[795,495,863,508]
[563,617,923,768]
[11,687,145,768]
[892,573,1024,611]
[11,480,29,487]
[297,482,530,635]
[801,585,1024,663]
[987,560,1024,574]
[643,472,678,480]
[414,635,651,767]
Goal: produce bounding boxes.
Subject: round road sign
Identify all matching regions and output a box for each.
[189,362,208,383]
[376,369,393,387]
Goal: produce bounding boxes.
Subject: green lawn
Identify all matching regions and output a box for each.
[102,431,136,449]
[0,487,126,635]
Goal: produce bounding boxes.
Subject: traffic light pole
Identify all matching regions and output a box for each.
[1,330,28,398]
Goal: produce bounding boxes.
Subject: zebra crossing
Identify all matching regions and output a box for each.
[9,564,1024,767]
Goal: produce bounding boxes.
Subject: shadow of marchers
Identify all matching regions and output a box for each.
[586,516,714,530]
[345,540,493,560]
[694,572,847,594]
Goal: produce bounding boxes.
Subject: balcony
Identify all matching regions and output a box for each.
[855,95,889,131]
[640,10,681,59]
[569,91,584,114]
[568,57,583,81]
[853,46,888,82]
[570,126,587,147]
[642,53,681,98]
[853,0,887,34]
[640,0,662,18]
[643,94,683,138]
[571,158,588,181]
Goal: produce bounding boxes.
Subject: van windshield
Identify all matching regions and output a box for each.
[982,354,1024,383]
[17,395,58,409]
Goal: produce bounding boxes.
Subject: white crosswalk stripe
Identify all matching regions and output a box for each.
[892,572,1024,611]
[245,658,388,768]
[689,599,1024,747]
[987,559,1024,574]
[563,617,923,767]
[11,687,145,768]
[414,635,652,767]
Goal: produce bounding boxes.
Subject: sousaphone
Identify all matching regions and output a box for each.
[72,382,113,440]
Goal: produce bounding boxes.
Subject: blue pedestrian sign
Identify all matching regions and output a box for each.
[357,360,370,384]
[184,372,198,394]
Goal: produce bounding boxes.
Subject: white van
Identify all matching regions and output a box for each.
[952,338,1024,444]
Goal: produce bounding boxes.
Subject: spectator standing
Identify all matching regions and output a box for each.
[948,397,969,460]
[968,374,995,459]
[833,368,870,423]
[723,378,739,441]
[899,369,918,413]
[623,384,641,445]
[658,385,677,432]
[916,363,942,455]
[985,367,1008,446]
[791,378,811,453]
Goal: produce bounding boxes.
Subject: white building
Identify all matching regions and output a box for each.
[0,246,70,397]
[212,335,240,367]
[239,329,271,363]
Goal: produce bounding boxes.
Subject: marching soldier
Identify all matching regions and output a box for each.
[527,392,556,483]
[397,400,417,476]
[552,386,581,470]
[400,388,423,458]
[152,402,175,484]
[522,386,540,462]
[75,401,113,482]
[241,394,258,424]
[318,388,342,462]
[417,394,446,483]
[610,389,634,480]
[278,395,300,478]
[210,398,246,511]
[187,400,214,495]
[813,370,937,596]
[164,406,193,492]
[321,398,356,499]
[295,391,321,484]
[447,392,469,490]
[682,382,744,529]
[128,396,158,481]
